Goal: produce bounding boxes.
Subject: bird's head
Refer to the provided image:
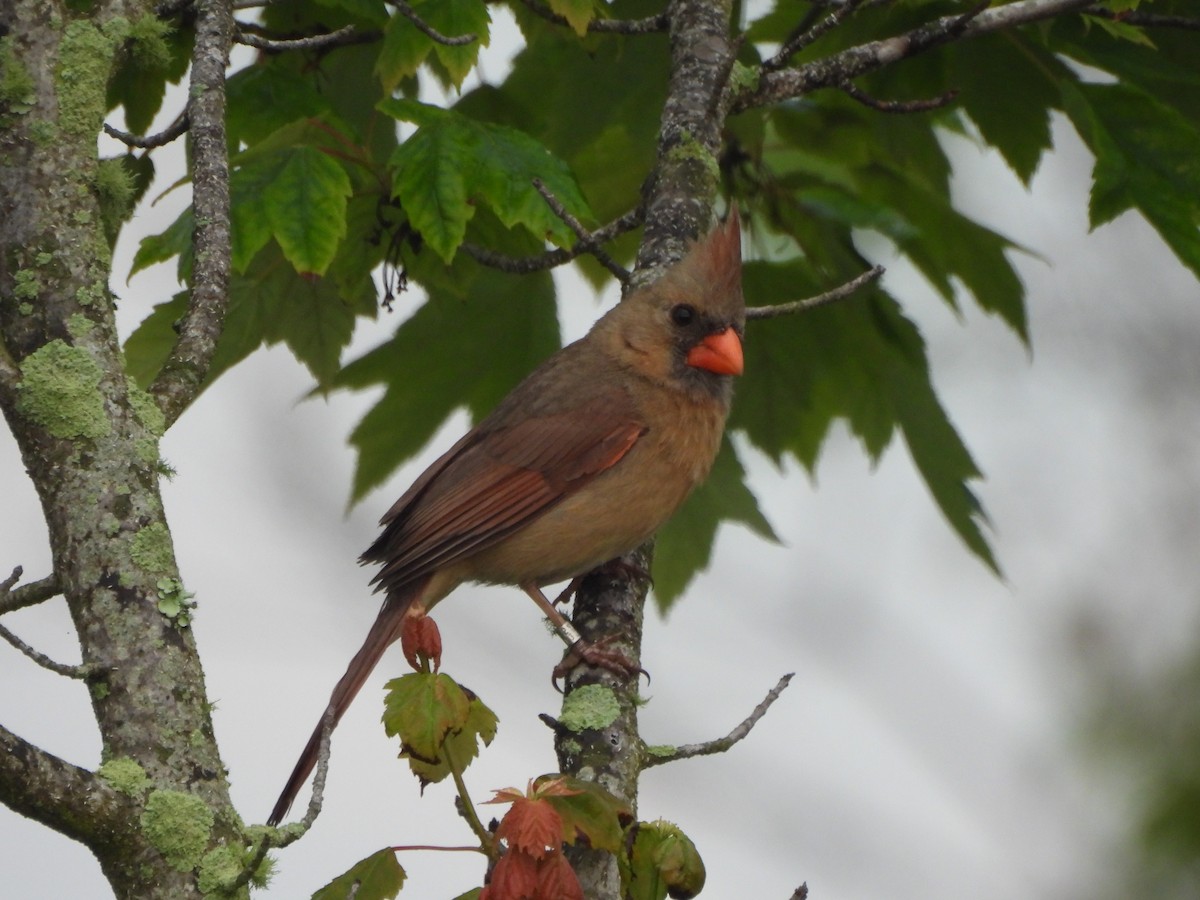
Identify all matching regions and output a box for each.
[603,209,745,400]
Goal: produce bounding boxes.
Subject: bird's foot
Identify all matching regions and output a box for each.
[593,557,653,586]
[552,634,650,691]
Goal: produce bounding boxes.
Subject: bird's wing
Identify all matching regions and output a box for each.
[363,393,646,593]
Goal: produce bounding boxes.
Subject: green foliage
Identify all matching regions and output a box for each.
[655,437,777,608]
[1062,81,1200,280]
[334,257,560,501]
[623,820,706,900]
[532,775,631,854]
[116,0,1200,609]
[311,848,406,900]
[381,98,593,262]
[381,672,497,786]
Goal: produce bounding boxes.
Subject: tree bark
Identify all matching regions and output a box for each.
[556,0,736,895]
[0,1,246,896]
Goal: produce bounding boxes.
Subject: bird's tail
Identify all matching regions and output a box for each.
[267,580,427,826]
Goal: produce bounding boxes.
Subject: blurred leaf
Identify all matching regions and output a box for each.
[129,206,193,282]
[1062,81,1200,281]
[948,33,1066,184]
[311,848,405,900]
[337,264,559,503]
[548,0,594,35]
[226,64,336,149]
[653,437,777,611]
[1084,14,1157,48]
[377,12,434,91]
[106,24,191,135]
[123,293,187,388]
[421,0,490,87]
[734,261,997,572]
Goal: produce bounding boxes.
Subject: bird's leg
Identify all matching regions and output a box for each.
[551,575,584,607]
[519,582,646,684]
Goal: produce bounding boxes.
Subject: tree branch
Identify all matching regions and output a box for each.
[0,722,127,847]
[265,709,334,846]
[642,674,793,768]
[460,207,643,276]
[841,83,959,114]
[745,265,885,320]
[391,0,478,45]
[103,115,189,150]
[513,0,668,34]
[762,0,871,72]
[234,23,380,52]
[534,179,631,283]
[0,568,61,616]
[0,620,92,679]
[149,0,235,428]
[733,0,1096,113]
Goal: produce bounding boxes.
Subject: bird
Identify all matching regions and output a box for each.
[268,209,745,826]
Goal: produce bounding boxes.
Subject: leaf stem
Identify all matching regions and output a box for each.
[444,741,494,856]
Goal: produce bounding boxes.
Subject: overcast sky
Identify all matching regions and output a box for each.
[2,27,1199,900]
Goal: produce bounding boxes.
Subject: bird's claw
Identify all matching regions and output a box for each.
[552,635,650,692]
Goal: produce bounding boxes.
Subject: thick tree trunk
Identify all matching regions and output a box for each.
[0,2,245,896]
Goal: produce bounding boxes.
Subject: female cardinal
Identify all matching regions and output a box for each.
[268,210,745,825]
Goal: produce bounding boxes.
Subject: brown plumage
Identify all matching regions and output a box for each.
[268,211,745,825]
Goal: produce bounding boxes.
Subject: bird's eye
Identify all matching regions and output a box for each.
[670,304,696,326]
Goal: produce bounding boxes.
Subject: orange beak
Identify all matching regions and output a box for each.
[685,327,743,376]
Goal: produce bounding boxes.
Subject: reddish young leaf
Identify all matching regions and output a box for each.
[534,775,631,854]
[535,853,584,900]
[496,798,564,860]
[400,610,443,672]
[487,849,539,900]
[528,776,583,800]
[487,785,529,805]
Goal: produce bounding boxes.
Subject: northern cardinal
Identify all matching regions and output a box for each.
[268,210,745,825]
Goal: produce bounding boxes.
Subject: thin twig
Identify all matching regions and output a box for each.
[103,115,189,150]
[0,621,91,680]
[269,710,335,847]
[0,568,61,616]
[0,568,20,594]
[533,179,631,283]
[763,0,871,72]
[735,0,1095,114]
[746,265,884,320]
[841,83,959,114]
[642,674,793,768]
[391,0,478,45]
[1084,5,1200,30]
[514,0,668,34]
[234,24,380,52]
[460,206,642,276]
